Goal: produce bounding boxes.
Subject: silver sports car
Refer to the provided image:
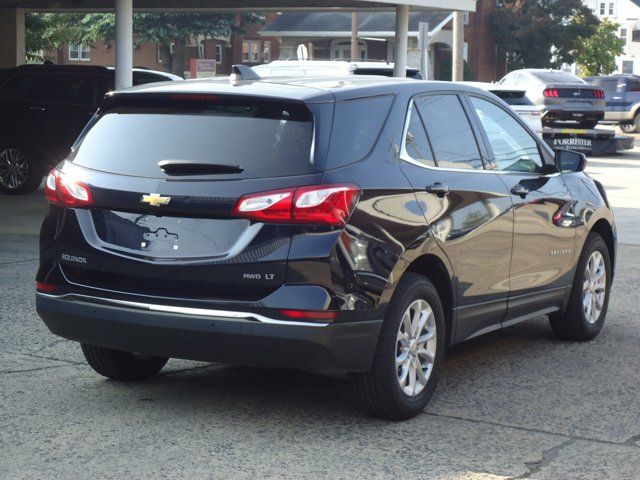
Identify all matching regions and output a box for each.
[497,69,605,129]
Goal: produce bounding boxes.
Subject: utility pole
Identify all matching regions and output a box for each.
[351,12,358,60]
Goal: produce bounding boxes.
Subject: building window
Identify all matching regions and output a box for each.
[263,41,272,63]
[215,44,223,64]
[463,11,470,26]
[599,2,605,15]
[621,28,628,43]
[242,40,260,63]
[609,2,614,15]
[623,60,634,74]
[68,43,90,61]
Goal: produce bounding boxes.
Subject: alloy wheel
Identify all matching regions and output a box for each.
[583,250,607,324]
[0,147,28,190]
[395,299,437,397]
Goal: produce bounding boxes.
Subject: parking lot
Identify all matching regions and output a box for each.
[1,149,640,479]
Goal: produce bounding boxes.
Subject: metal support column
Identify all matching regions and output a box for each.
[115,0,133,89]
[0,7,25,68]
[393,4,409,78]
[452,11,464,81]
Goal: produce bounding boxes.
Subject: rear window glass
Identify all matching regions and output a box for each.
[531,71,584,84]
[490,90,533,105]
[591,79,619,92]
[71,97,315,179]
[325,94,393,169]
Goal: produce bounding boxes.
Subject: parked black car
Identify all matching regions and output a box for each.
[0,64,180,194]
[584,74,640,133]
[36,76,616,420]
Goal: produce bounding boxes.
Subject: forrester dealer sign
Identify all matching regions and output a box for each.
[553,137,592,152]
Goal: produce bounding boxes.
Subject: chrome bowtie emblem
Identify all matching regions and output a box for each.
[141,193,171,207]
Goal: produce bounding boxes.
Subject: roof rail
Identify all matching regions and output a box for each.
[230,64,261,81]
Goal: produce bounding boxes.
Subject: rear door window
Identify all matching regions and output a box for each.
[414,94,483,170]
[71,96,316,179]
[0,74,37,100]
[0,73,103,106]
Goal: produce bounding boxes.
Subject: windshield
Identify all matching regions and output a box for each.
[490,90,533,106]
[70,98,315,179]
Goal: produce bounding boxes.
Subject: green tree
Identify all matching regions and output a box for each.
[492,0,599,71]
[54,13,264,75]
[25,13,68,62]
[575,19,625,75]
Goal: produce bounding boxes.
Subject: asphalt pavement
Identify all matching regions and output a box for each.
[1,150,639,479]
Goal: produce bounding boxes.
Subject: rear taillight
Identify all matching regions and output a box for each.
[543,88,560,98]
[44,169,93,208]
[233,184,360,227]
[36,281,58,292]
[594,89,605,99]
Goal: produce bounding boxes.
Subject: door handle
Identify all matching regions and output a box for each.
[510,184,530,198]
[425,182,450,197]
[28,105,46,111]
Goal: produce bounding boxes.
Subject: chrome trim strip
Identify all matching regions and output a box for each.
[37,292,330,327]
[399,97,560,178]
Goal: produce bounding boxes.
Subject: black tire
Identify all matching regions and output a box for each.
[352,273,446,420]
[81,343,168,381]
[620,115,640,134]
[0,144,43,195]
[549,233,612,341]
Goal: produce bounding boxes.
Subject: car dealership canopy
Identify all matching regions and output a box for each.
[0,0,476,86]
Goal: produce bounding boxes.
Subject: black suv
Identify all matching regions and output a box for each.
[0,65,180,194]
[36,76,616,420]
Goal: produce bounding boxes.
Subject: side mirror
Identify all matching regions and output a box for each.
[555,149,587,173]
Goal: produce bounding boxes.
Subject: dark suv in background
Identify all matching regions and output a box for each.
[584,74,640,133]
[0,64,180,194]
[36,76,615,420]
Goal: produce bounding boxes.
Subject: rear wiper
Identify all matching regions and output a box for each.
[158,160,243,176]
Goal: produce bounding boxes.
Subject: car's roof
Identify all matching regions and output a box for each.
[112,76,487,103]
[585,74,637,79]
[460,81,525,93]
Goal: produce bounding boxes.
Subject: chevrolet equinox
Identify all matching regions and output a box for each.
[36,75,616,420]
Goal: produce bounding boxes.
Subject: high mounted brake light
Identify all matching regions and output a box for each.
[233,184,361,227]
[44,169,93,208]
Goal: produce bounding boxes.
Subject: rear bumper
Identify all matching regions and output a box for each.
[542,109,604,123]
[36,293,383,372]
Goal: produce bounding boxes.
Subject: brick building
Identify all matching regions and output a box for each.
[260,1,502,82]
[47,5,501,81]
[49,13,281,77]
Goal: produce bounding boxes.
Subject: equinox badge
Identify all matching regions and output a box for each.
[141,193,171,207]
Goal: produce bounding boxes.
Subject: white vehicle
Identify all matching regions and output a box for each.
[462,82,543,137]
[253,60,422,79]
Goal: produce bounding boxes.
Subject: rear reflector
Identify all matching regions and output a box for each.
[44,168,93,208]
[36,281,57,292]
[278,309,338,321]
[233,184,360,227]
